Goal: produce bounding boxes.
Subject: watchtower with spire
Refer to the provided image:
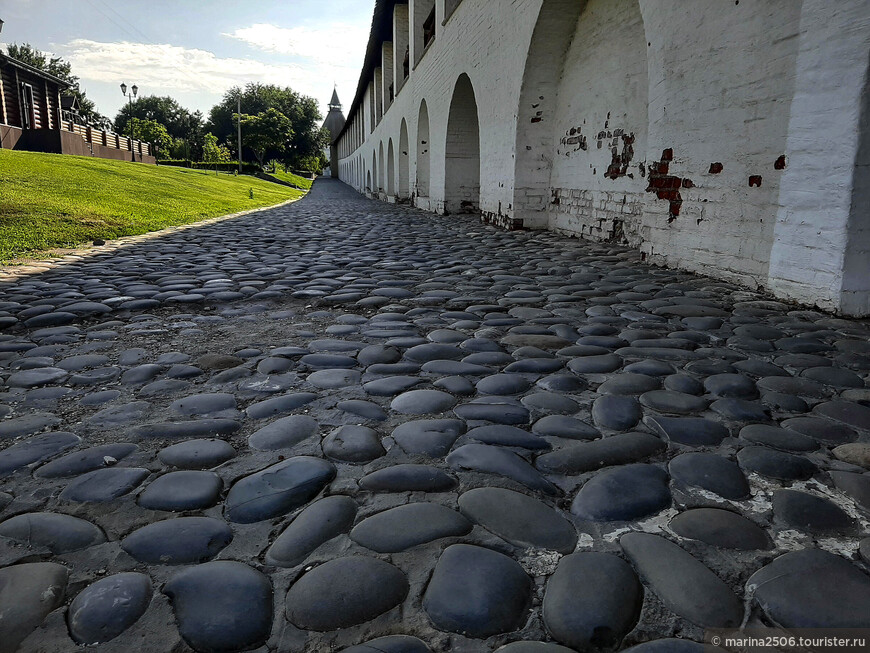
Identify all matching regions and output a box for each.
[322,87,346,177]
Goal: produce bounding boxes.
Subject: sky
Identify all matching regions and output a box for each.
[0,0,373,123]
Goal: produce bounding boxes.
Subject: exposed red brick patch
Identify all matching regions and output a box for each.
[749,175,763,187]
[774,155,787,170]
[605,133,635,180]
[709,162,723,174]
[646,149,690,222]
[559,126,587,152]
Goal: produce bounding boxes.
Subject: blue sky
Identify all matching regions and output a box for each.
[0,0,372,122]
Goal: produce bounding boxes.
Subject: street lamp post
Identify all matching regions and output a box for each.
[120,82,138,162]
[236,91,242,174]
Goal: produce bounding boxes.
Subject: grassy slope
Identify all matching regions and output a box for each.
[0,150,305,262]
[269,169,314,190]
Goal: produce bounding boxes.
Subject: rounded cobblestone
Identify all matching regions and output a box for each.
[0,179,868,651]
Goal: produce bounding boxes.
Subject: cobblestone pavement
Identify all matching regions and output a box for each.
[1,178,870,653]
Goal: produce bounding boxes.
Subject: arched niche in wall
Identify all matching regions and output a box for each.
[511,0,586,229]
[444,73,480,215]
[378,142,386,192]
[416,100,431,198]
[546,0,649,243]
[399,119,410,200]
[387,138,396,197]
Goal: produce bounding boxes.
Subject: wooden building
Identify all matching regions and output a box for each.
[0,52,155,163]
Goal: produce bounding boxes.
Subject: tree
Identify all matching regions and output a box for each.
[208,84,327,168]
[5,43,105,127]
[237,108,293,166]
[202,133,231,162]
[114,95,205,159]
[129,118,173,159]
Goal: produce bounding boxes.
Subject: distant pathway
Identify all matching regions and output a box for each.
[1,178,869,652]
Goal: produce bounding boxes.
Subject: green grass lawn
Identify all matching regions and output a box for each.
[268,169,314,190]
[0,149,306,262]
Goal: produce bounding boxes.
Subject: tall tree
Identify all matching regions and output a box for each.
[129,118,173,159]
[237,108,294,166]
[5,43,105,127]
[208,84,328,169]
[114,95,205,159]
[202,133,231,162]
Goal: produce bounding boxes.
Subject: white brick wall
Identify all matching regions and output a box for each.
[338,0,538,217]
[444,74,481,214]
[768,0,870,315]
[638,0,803,288]
[335,0,870,315]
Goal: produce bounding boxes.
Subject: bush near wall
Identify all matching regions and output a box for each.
[157,160,261,174]
[193,162,261,174]
[157,159,193,168]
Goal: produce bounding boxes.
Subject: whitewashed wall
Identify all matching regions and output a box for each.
[335,0,870,315]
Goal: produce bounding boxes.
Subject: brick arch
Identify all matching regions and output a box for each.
[444,73,480,215]
[511,0,589,229]
[399,119,410,200]
[416,99,431,200]
[547,0,649,244]
[378,142,386,194]
[387,138,396,197]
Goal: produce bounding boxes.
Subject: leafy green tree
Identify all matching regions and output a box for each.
[167,138,189,160]
[129,118,173,159]
[202,133,231,162]
[208,84,326,168]
[236,108,293,166]
[114,95,204,159]
[296,152,329,174]
[5,43,105,127]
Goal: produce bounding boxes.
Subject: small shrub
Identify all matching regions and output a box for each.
[191,161,261,174]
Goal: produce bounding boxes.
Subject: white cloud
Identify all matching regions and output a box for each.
[62,39,318,94]
[58,38,365,119]
[223,22,369,68]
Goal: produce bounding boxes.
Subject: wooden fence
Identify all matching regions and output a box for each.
[62,120,152,157]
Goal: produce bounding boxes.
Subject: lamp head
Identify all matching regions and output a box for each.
[132,85,138,97]
[120,82,127,95]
